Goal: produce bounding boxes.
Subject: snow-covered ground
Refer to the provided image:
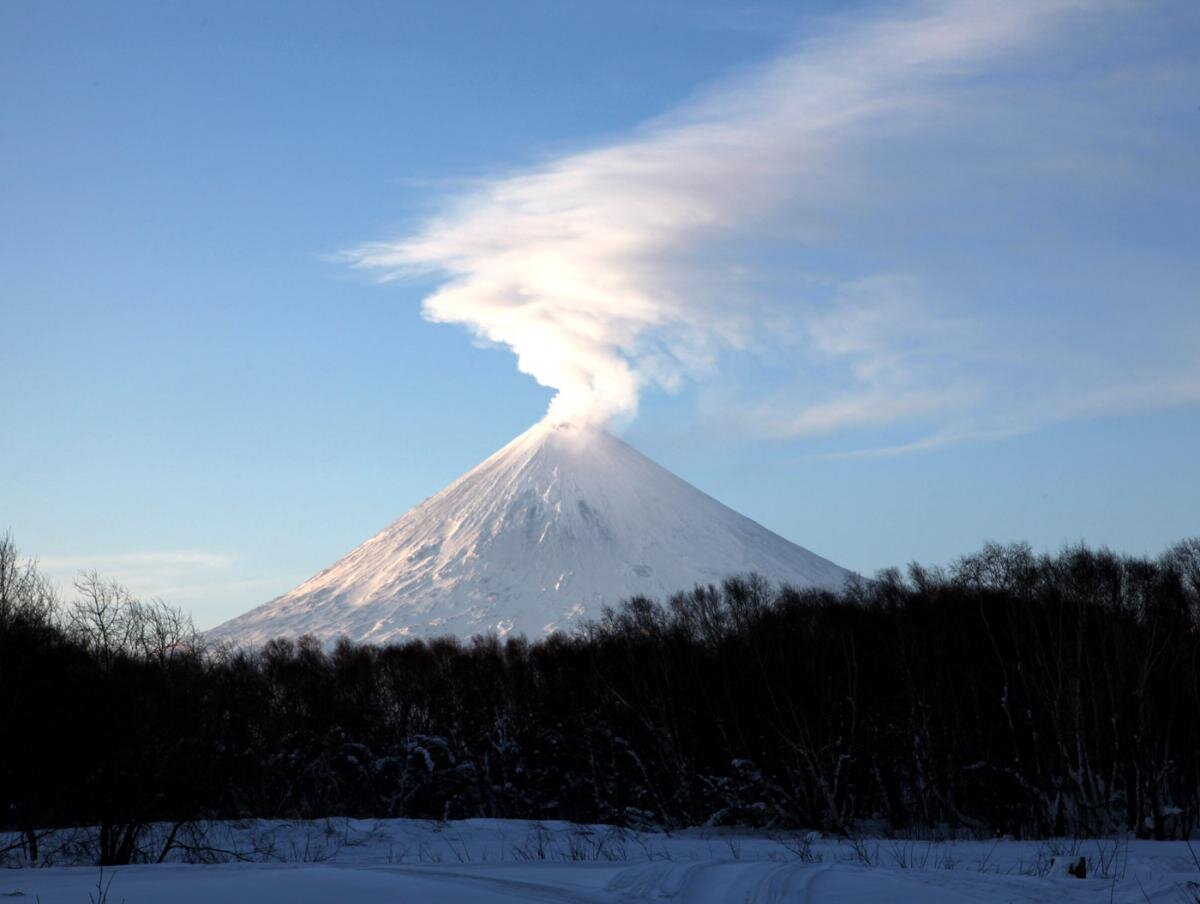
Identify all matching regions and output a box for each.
[3,818,1198,903]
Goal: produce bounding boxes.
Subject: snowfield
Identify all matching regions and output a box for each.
[4,818,1199,903]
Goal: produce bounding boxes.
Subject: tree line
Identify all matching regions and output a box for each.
[2,533,1199,864]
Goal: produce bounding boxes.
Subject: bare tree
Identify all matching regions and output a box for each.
[68,572,137,672]
[0,533,61,862]
[66,573,198,671]
[0,532,58,630]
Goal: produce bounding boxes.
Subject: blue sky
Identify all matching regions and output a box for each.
[3,0,1198,629]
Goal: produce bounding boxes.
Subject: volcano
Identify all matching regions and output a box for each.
[209,422,855,645]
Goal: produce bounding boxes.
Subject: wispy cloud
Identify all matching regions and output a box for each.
[808,376,1200,461]
[39,551,237,572]
[35,549,303,627]
[758,386,979,439]
[345,0,1199,447]
[39,550,239,601]
[811,426,1029,461]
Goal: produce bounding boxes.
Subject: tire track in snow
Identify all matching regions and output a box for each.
[372,864,614,903]
[607,860,830,902]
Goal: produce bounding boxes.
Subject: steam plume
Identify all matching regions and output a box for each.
[345,0,1096,427]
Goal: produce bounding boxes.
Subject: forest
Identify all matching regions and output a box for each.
[2,534,1199,865]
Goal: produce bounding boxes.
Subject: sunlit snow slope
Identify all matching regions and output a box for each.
[209,422,854,645]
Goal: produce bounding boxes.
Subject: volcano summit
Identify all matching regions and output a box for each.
[210,422,854,646]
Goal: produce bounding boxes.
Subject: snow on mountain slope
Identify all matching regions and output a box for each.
[209,421,855,646]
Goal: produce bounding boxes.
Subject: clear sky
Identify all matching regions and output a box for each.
[3,0,1198,629]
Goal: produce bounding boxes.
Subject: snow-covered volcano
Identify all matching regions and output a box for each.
[210,422,854,645]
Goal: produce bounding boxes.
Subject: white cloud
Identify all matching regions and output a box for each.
[38,550,237,601]
[811,426,1028,461]
[761,386,978,438]
[345,0,1100,427]
[806,377,1200,461]
[34,550,307,628]
[345,0,1199,447]
[39,551,237,571]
